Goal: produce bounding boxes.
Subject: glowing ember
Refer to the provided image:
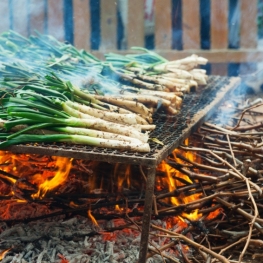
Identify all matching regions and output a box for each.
[0,141,220,233]
[58,254,69,263]
[0,248,11,260]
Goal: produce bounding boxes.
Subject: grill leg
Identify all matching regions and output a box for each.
[138,166,156,263]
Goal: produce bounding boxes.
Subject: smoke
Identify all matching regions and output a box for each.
[3,0,67,41]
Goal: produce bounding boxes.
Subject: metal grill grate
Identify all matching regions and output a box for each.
[5,76,240,165]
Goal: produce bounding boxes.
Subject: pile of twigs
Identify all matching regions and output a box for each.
[145,92,263,263]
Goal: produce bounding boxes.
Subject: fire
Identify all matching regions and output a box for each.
[114,163,131,191]
[87,209,99,227]
[157,139,202,221]
[0,151,73,199]
[0,248,11,260]
[0,141,220,231]
[31,156,73,199]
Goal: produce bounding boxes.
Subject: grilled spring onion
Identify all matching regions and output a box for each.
[5,107,149,143]
[0,121,146,145]
[28,74,154,123]
[93,95,152,118]
[0,134,150,152]
[65,100,140,126]
[0,100,151,152]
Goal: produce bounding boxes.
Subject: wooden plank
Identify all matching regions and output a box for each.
[12,0,29,37]
[240,0,257,49]
[127,0,144,49]
[92,49,263,63]
[0,0,10,33]
[47,0,64,41]
[211,63,228,76]
[28,0,45,35]
[73,0,90,50]
[182,0,200,49]
[155,0,172,49]
[100,0,117,50]
[210,0,228,49]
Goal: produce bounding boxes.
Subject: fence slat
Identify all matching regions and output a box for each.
[29,0,45,35]
[127,0,144,49]
[73,0,90,50]
[12,0,29,37]
[100,0,117,50]
[0,0,10,34]
[182,0,200,49]
[155,0,172,49]
[47,0,64,41]
[240,0,257,49]
[210,0,228,49]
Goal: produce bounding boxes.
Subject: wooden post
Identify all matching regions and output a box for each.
[73,0,90,50]
[28,0,46,35]
[155,0,172,49]
[12,0,29,37]
[127,0,144,49]
[100,0,117,51]
[182,0,200,49]
[47,0,64,41]
[0,0,10,33]
[210,0,228,76]
[240,0,257,49]
[210,0,228,49]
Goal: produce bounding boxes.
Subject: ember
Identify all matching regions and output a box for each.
[1,82,262,263]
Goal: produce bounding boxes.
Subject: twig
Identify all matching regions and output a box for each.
[238,179,259,263]
[124,203,166,263]
[151,224,230,263]
[231,102,263,131]
[226,134,237,167]
[180,146,262,195]
[147,241,181,263]
[203,122,238,135]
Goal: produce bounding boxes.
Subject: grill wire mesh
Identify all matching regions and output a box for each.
[5,76,238,165]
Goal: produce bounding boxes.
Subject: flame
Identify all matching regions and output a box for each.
[31,156,72,199]
[158,139,202,221]
[87,209,99,226]
[0,248,11,260]
[0,140,220,230]
[114,163,131,191]
[115,204,124,212]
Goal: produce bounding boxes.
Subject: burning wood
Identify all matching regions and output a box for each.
[0,88,262,262]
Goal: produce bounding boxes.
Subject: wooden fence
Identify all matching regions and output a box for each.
[0,0,262,75]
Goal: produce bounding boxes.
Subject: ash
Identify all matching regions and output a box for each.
[0,216,174,263]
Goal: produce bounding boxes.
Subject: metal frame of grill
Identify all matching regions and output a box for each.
[3,76,240,263]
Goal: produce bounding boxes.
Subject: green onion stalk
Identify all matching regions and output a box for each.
[0,133,150,152]
[0,86,151,151]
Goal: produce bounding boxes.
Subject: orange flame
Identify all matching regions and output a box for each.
[87,209,99,226]
[0,248,11,260]
[114,163,131,191]
[31,156,72,199]
[158,139,202,221]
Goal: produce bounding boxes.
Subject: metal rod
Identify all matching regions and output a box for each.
[138,166,156,263]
